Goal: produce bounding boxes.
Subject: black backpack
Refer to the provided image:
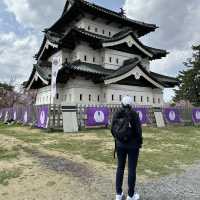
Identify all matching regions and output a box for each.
[112,110,133,143]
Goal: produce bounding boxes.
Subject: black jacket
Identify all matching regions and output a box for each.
[111,107,143,149]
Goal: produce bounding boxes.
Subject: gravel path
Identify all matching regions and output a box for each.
[136,162,200,200]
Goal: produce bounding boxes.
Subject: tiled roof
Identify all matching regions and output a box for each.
[62,60,114,76]
[104,58,141,80]
[104,57,168,87]
[60,0,157,36]
[150,71,179,87]
[25,63,51,88]
[70,28,167,59]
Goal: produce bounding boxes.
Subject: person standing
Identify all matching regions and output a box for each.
[111,96,143,200]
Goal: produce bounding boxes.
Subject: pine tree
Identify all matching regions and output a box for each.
[174,45,200,106]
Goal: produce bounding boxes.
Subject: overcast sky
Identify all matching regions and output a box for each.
[0,0,200,102]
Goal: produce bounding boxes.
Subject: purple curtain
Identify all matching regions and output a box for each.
[0,109,5,121]
[22,106,33,124]
[192,108,200,124]
[163,108,181,123]
[36,106,49,128]
[133,107,149,124]
[86,107,109,126]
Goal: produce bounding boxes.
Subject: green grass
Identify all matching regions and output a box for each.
[0,169,21,185]
[46,139,114,164]
[0,122,200,178]
[0,124,49,144]
[0,146,20,160]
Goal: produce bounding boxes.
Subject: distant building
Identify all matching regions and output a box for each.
[25,0,178,106]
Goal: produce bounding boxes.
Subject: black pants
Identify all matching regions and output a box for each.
[116,146,139,197]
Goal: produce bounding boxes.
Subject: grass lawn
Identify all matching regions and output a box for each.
[0,123,200,179]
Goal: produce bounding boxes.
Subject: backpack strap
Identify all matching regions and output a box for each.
[113,139,116,159]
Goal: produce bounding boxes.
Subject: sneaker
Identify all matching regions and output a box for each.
[126,193,140,200]
[116,192,125,200]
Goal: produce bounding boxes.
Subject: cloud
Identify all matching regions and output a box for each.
[124,0,200,68]
[124,0,200,101]
[0,31,39,84]
[0,0,66,86]
[3,0,65,30]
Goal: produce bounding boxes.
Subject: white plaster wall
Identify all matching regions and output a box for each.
[73,43,102,64]
[75,16,124,37]
[60,76,104,104]
[36,86,51,105]
[48,49,72,64]
[35,78,163,107]
[103,49,140,70]
[104,84,163,106]
[72,44,144,70]
[46,43,149,72]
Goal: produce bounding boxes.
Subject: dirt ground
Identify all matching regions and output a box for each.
[0,125,200,200]
[0,133,117,200]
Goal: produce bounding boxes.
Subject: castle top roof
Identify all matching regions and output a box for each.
[49,0,157,37]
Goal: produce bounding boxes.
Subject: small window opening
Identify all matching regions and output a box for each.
[112,94,114,101]
[116,58,119,64]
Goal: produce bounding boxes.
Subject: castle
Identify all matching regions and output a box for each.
[25,0,178,106]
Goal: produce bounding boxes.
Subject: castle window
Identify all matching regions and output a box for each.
[109,57,112,63]
[89,94,91,102]
[119,95,122,101]
[116,58,119,64]
[134,96,136,102]
[84,55,87,61]
[93,57,96,63]
[158,98,161,104]
[80,94,83,101]
[56,93,59,99]
[95,27,98,32]
[88,26,91,31]
[98,95,100,102]
[147,96,149,103]
[109,31,111,36]
[153,97,155,104]
[102,29,105,34]
[112,94,114,101]
[141,96,143,102]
